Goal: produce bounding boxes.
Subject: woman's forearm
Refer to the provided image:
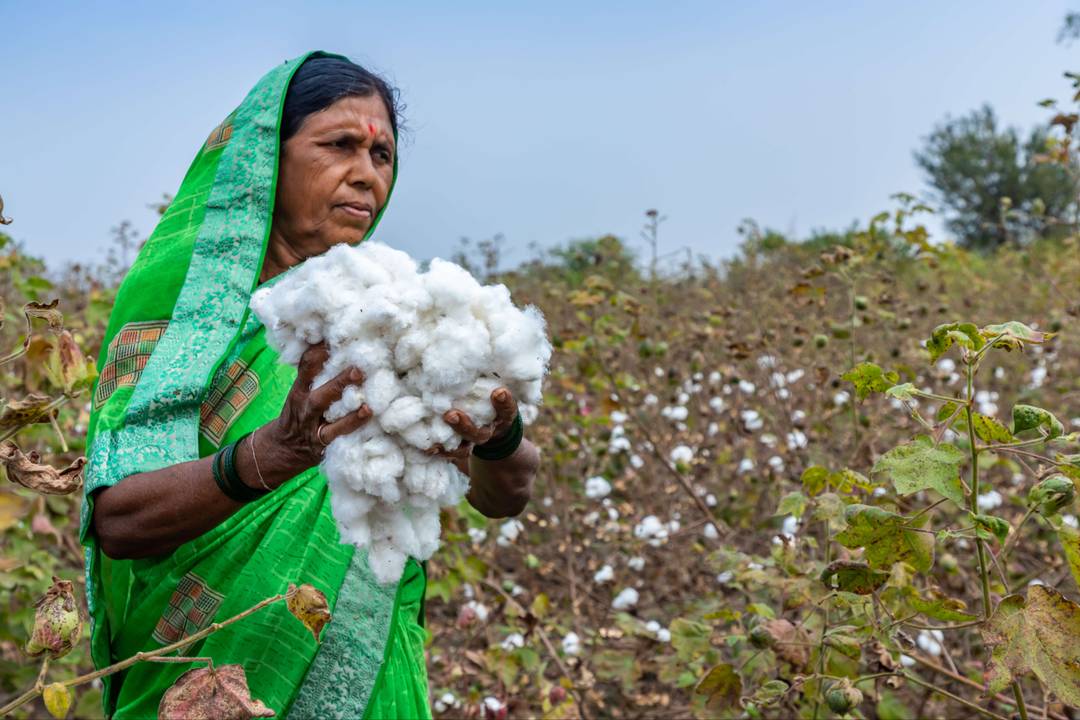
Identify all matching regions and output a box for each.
[91,425,305,559]
[465,438,539,518]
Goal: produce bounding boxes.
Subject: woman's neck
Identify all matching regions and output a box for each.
[259,228,307,284]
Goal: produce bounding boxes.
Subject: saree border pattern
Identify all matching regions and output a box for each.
[92,320,170,407]
[199,357,260,446]
[151,572,225,645]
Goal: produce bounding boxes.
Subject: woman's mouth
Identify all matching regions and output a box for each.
[336,203,373,220]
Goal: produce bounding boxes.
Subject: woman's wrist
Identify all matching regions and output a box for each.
[471,412,523,461]
[232,422,308,492]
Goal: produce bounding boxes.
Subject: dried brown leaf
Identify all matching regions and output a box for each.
[25,300,63,334]
[0,442,85,494]
[0,393,54,429]
[158,664,275,720]
[286,583,331,642]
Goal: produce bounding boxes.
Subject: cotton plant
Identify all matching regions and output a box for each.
[250,242,552,583]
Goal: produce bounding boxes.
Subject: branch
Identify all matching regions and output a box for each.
[0,591,289,716]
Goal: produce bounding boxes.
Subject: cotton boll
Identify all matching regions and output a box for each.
[422,390,455,415]
[325,384,365,422]
[585,476,612,499]
[421,318,492,392]
[490,305,551,381]
[593,565,614,584]
[251,241,551,585]
[456,376,503,427]
[364,368,404,415]
[519,404,539,425]
[362,242,419,282]
[393,327,429,371]
[424,258,484,308]
[612,588,639,610]
[368,541,409,585]
[380,395,428,434]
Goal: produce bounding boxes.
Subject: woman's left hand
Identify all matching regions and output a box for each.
[426,387,538,518]
[425,386,519,465]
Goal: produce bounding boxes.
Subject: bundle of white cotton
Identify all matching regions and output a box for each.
[250,242,551,584]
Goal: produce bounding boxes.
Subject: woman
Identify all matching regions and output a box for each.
[79,51,540,719]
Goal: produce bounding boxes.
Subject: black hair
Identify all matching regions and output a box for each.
[281,53,403,142]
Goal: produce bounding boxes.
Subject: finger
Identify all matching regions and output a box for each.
[319,404,373,444]
[424,441,471,460]
[490,387,518,429]
[296,342,330,390]
[444,410,492,445]
[309,365,365,410]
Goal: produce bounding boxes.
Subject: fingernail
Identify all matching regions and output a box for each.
[350,368,361,381]
[447,412,459,423]
[495,389,509,402]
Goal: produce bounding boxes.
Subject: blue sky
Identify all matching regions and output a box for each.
[3,1,1078,270]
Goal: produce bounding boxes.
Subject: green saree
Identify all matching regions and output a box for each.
[78,51,431,719]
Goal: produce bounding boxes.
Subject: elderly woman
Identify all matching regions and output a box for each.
[79,51,539,719]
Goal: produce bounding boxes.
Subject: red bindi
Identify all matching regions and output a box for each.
[368,123,376,137]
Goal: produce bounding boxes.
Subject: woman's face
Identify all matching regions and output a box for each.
[272,94,395,256]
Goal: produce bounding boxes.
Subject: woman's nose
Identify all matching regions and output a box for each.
[346,151,378,189]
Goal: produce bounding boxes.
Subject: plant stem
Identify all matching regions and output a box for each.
[964,363,992,619]
[812,475,832,720]
[0,393,73,444]
[909,653,1066,720]
[1012,681,1029,720]
[903,672,1009,720]
[482,579,585,719]
[0,592,288,716]
[965,360,1029,720]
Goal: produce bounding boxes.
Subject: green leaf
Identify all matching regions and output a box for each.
[1012,404,1065,439]
[670,618,711,662]
[871,436,966,507]
[908,590,977,622]
[981,321,1055,353]
[1056,522,1080,590]
[970,512,1010,543]
[1029,476,1075,516]
[802,466,873,496]
[842,363,900,401]
[801,466,830,496]
[876,690,914,720]
[810,492,847,531]
[982,584,1080,704]
[744,679,789,709]
[821,560,889,595]
[927,322,984,362]
[824,632,862,660]
[885,383,918,402]
[695,663,742,714]
[775,491,808,519]
[592,649,639,691]
[834,505,935,572]
[971,413,1014,444]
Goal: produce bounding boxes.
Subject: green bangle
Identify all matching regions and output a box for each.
[214,432,267,503]
[472,412,524,461]
[211,448,232,499]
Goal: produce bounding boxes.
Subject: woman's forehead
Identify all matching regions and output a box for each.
[303,95,392,135]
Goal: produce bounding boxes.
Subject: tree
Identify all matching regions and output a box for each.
[914,105,1079,251]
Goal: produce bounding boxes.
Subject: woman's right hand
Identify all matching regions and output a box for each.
[263,341,373,476]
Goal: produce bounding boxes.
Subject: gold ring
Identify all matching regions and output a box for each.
[316,423,331,447]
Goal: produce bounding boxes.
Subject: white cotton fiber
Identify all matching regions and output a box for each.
[250,241,551,584]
